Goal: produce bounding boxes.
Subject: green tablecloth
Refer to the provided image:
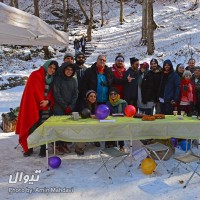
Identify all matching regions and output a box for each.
[27,115,200,148]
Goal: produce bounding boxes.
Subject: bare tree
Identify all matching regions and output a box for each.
[10,0,15,7]
[100,0,104,27]
[120,0,125,25]
[87,0,93,41]
[62,0,67,32]
[34,0,40,17]
[14,0,18,8]
[77,0,90,25]
[147,0,154,55]
[141,0,147,45]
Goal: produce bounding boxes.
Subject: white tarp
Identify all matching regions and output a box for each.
[0,3,68,46]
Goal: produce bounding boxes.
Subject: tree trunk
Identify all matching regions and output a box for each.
[63,0,67,32]
[77,0,90,25]
[147,0,154,55]
[14,0,18,8]
[34,0,40,18]
[100,0,104,27]
[141,0,147,45]
[87,0,93,41]
[43,46,51,59]
[120,0,124,25]
[10,0,15,7]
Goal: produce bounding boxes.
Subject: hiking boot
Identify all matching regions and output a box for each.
[120,146,125,152]
[75,147,84,156]
[61,144,71,153]
[23,148,33,157]
[55,146,65,155]
[105,141,117,148]
[39,147,46,157]
[94,142,100,147]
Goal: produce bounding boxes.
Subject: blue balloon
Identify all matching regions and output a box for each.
[180,140,191,151]
[48,156,61,169]
[95,104,110,120]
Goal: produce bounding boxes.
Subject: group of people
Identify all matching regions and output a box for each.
[16,51,200,157]
[74,35,86,54]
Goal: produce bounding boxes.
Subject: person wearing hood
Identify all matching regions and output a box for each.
[159,59,180,114]
[178,70,196,116]
[192,67,200,116]
[141,58,162,115]
[176,63,185,78]
[16,60,59,157]
[53,62,78,115]
[53,62,79,154]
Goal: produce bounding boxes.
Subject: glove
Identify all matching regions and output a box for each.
[65,107,72,115]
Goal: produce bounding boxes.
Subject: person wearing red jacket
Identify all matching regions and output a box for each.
[178,70,196,116]
[16,60,59,157]
[111,54,126,99]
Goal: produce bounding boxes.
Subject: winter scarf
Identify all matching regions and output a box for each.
[109,95,126,113]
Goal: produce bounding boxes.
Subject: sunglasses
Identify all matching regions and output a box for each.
[109,92,117,96]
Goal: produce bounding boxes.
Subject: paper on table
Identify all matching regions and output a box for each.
[99,119,116,123]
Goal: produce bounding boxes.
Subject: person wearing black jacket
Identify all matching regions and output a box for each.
[123,57,139,109]
[141,58,162,115]
[80,55,113,104]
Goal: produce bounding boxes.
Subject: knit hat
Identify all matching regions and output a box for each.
[115,54,124,62]
[130,57,139,65]
[64,53,74,60]
[109,87,119,94]
[140,62,149,69]
[150,58,158,65]
[86,90,97,98]
[183,70,192,77]
[75,51,85,61]
[194,66,200,71]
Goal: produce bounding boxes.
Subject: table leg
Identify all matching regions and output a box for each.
[46,143,49,171]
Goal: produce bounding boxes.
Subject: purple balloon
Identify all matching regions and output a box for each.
[48,156,61,169]
[95,104,110,120]
[171,138,177,147]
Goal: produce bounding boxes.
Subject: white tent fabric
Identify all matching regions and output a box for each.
[0,3,68,46]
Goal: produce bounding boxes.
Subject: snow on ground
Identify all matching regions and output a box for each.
[0,0,200,199]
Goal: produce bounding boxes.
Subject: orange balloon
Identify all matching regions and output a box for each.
[141,158,156,175]
[124,105,136,117]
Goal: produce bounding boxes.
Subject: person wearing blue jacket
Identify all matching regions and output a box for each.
[159,59,180,115]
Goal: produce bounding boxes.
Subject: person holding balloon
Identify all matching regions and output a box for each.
[106,87,127,151]
[76,90,99,155]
